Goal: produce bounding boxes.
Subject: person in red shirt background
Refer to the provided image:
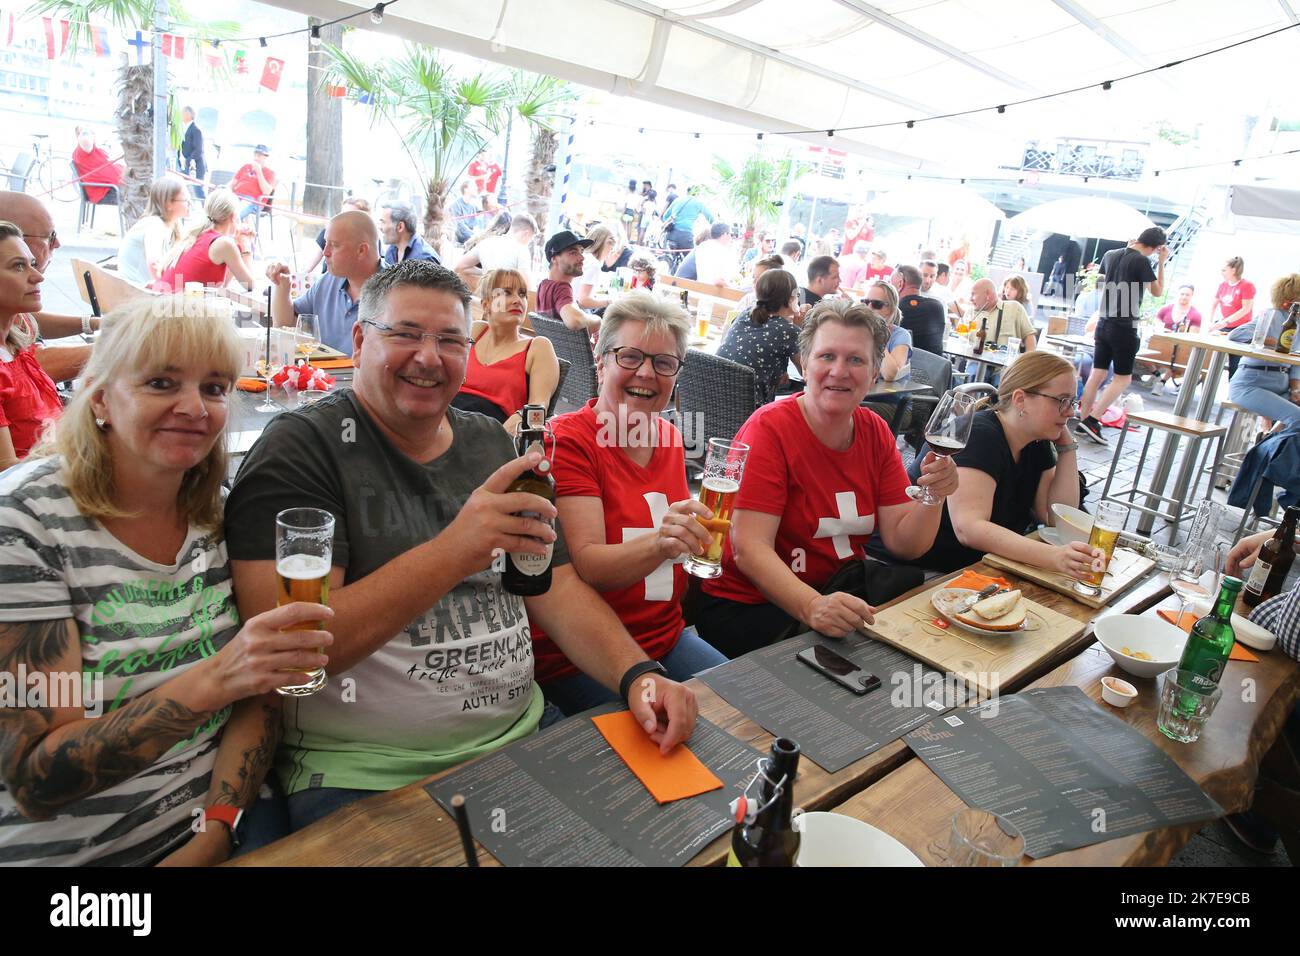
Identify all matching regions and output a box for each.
[696,299,958,658]
[864,249,893,282]
[70,128,123,206]
[0,223,61,469]
[467,152,502,198]
[1209,256,1255,332]
[229,144,277,224]
[533,292,727,714]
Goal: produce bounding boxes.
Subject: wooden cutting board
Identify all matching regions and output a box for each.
[864,576,1087,698]
[981,533,1155,609]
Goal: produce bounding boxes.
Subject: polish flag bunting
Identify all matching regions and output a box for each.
[259,56,284,92]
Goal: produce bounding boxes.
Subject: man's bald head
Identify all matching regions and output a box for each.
[331,209,379,249]
[323,208,381,280]
[0,191,57,272]
[971,277,998,310]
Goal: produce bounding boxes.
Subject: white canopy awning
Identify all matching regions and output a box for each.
[869,181,1005,222]
[1004,197,1156,241]
[263,0,1300,175]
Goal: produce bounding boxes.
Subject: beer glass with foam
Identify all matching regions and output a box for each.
[275,507,335,696]
[1074,500,1129,597]
[685,438,750,579]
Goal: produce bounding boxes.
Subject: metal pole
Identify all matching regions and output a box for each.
[498,113,512,207]
[152,0,168,179]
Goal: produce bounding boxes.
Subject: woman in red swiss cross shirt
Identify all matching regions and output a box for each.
[532,292,728,715]
[696,299,959,658]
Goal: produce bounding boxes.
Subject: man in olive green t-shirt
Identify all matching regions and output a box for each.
[966,278,1038,350]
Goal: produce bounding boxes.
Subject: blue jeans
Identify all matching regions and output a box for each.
[240,200,262,221]
[234,701,567,855]
[1228,367,1300,425]
[542,627,727,716]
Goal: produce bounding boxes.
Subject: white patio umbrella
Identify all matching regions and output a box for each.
[868,182,1006,222]
[1004,198,1156,241]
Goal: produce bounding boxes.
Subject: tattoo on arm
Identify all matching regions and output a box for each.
[0,619,211,820]
[214,699,281,809]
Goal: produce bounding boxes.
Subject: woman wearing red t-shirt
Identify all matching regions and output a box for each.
[0,223,61,469]
[1209,257,1256,332]
[155,190,254,293]
[696,299,959,657]
[452,269,559,435]
[533,292,727,714]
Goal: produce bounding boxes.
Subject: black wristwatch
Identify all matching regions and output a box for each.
[619,660,668,703]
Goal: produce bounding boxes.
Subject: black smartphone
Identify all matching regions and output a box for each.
[796,645,881,695]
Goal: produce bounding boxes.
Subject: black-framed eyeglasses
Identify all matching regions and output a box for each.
[361,318,471,354]
[1025,390,1081,414]
[605,346,684,376]
[864,298,889,309]
[22,230,56,245]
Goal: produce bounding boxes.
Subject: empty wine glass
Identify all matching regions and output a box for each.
[907,389,978,506]
[296,313,320,356]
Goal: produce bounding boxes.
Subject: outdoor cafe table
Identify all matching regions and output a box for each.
[1136,332,1300,535]
[831,590,1300,866]
[229,560,1168,867]
[942,336,1013,382]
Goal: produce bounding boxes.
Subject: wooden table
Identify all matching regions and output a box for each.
[231,559,1168,867]
[831,591,1300,865]
[1138,332,1300,534]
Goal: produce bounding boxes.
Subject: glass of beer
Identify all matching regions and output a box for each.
[685,438,749,579]
[1074,501,1129,596]
[275,507,334,697]
[696,312,712,340]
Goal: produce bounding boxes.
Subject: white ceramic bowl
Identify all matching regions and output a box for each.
[794,811,923,867]
[1100,675,1138,707]
[1051,503,1093,546]
[1093,614,1187,679]
[1187,601,1277,652]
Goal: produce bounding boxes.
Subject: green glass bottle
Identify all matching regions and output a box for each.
[1176,576,1241,702]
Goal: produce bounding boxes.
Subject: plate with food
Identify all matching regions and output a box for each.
[931,588,1028,637]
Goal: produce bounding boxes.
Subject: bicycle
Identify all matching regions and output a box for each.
[26,134,79,203]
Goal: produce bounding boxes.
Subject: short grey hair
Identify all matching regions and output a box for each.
[594,291,690,362]
[382,200,418,237]
[797,298,887,368]
[358,260,471,329]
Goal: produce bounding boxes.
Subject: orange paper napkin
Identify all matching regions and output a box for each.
[591,711,722,805]
[310,358,354,370]
[947,570,1014,593]
[235,377,268,392]
[1156,609,1260,661]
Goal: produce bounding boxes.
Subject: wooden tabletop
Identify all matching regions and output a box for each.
[831,593,1300,866]
[1150,331,1300,367]
[230,559,1168,867]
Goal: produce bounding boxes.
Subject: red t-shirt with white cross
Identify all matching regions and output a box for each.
[531,400,689,684]
[703,396,911,605]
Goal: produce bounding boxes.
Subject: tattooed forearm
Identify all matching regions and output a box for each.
[214,698,281,808]
[0,620,71,799]
[8,689,211,820]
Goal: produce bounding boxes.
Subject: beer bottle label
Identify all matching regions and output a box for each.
[1244,559,1272,595]
[725,847,742,867]
[1281,328,1296,351]
[509,512,553,576]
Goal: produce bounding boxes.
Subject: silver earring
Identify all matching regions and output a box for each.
[95,418,107,430]
[1018,409,1026,419]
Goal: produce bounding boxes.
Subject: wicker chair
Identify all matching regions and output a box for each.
[530,314,597,409]
[547,358,570,418]
[675,349,758,467]
[893,347,953,449]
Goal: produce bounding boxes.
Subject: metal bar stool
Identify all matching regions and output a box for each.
[1197,400,1261,492]
[1100,409,1228,543]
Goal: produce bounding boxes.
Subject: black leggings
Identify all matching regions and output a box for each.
[695,593,795,659]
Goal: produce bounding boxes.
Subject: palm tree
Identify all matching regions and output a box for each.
[711,151,799,255]
[507,71,576,234]
[304,18,344,220]
[33,0,235,222]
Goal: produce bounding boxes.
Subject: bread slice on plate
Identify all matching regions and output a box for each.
[953,589,1025,632]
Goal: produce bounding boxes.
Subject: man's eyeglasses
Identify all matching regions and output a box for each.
[22,230,56,245]
[605,346,683,376]
[1026,390,1081,414]
[864,298,889,309]
[361,319,470,355]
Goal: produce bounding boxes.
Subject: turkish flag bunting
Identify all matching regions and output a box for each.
[259,57,284,92]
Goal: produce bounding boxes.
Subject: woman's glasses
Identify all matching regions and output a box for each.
[605,346,683,376]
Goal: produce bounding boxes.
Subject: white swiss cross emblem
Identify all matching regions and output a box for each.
[814,491,874,559]
[622,492,676,601]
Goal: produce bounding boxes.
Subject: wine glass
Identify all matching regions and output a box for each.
[907,389,978,506]
[256,330,280,414]
[296,313,320,357]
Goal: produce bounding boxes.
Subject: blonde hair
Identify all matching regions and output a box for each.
[477,269,529,323]
[147,176,187,243]
[31,295,242,531]
[993,350,1075,410]
[798,298,888,366]
[165,188,238,269]
[0,223,37,352]
[595,290,689,360]
[1270,273,1300,310]
[867,279,901,326]
[585,224,617,262]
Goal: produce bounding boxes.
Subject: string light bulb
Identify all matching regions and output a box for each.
[309,25,321,47]
[756,133,763,140]
[370,3,385,24]
[1102,80,1112,91]
[997,105,1006,114]
[906,120,914,129]
[259,36,267,48]
[827,129,834,137]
